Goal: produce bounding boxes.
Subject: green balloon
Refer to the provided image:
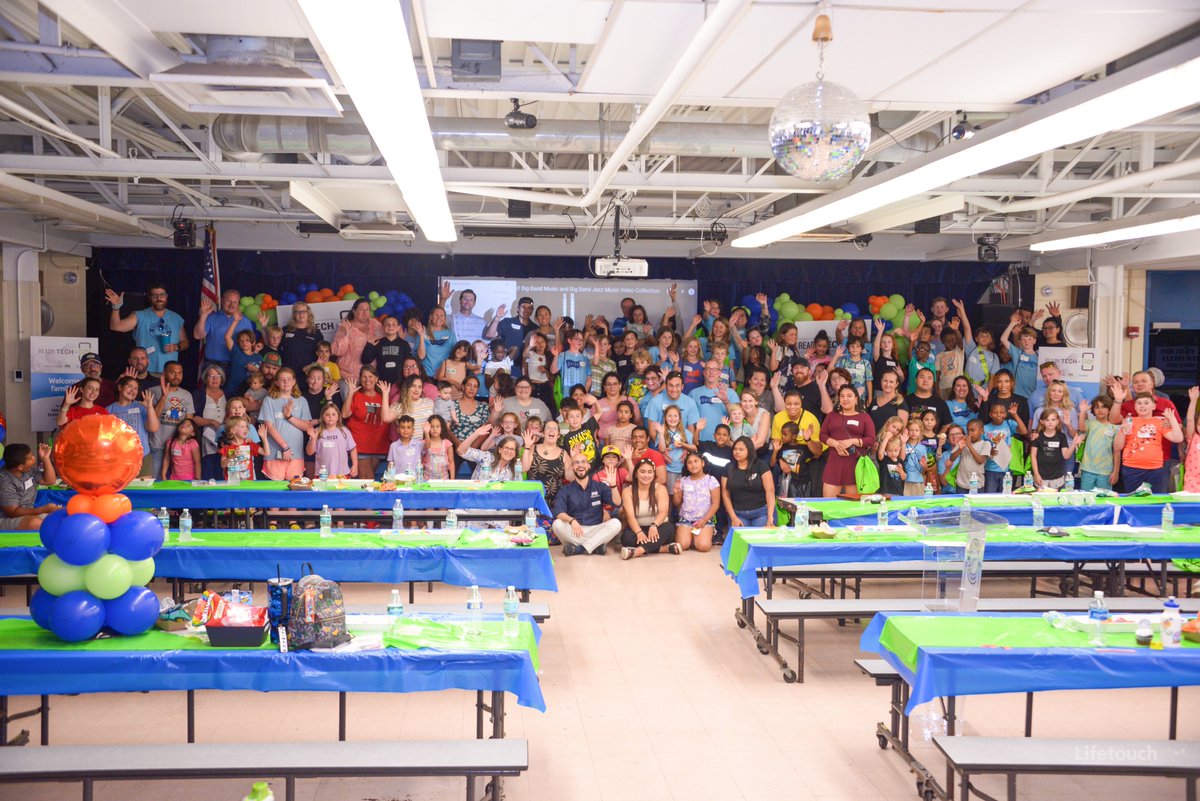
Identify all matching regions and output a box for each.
[245,304,261,321]
[894,335,911,363]
[84,554,133,601]
[343,291,360,302]
[778,292,791,302]
[38,554,86,595]
[906,311,923,330]
[127,557,155,587]
[239,296,254,308]
[254,293,266,305]
[373,297,386,309]
[779,302,799,320]
[889,294,905,308]
[834,308,843,317]
[796,311,814,322]
[879,302,897,320]
[267,308,279,327]
[368,291,380,300]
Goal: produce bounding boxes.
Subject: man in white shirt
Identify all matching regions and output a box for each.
[439,281,487,343]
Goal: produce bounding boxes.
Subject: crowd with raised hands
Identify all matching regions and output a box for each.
[18,277,1200,545]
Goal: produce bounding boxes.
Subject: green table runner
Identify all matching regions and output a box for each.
[793,493,1180,521]
[42,480,542,494]
[0,529,549,551]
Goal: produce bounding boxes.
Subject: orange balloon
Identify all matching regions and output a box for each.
[53,416,142,496]
[806,303,822,316]
[66,494,94,516]
[320,288,335,298]
[339,284,354,294]
[821,310,836,321]
[305,291,323,304]
[90,493,132,523]
[822,305,834,315]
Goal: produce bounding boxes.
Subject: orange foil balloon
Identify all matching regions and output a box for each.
[66,494,94,516]
[54,416,142,497]
[91,493,132,523]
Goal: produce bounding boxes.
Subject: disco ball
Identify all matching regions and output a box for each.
[769,79,871,182]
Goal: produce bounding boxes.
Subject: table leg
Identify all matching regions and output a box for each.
[491,692,505,801]
[1170,686,1179,741]
[186,690,195,743]
[1024,692,1034,738]
[285,775,296,801]
[797,621,805,683]
[519,588,530,603]
[83,778,94,801]
[40,694,48,746]
[408,582,416,605]
[475,690,485,739]
[338,692,347,741]
[1007,773,1018,801]
[946,696,957,801]
[1,695,7,744]
[765,567,774,600]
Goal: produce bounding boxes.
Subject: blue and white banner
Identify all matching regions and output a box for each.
[30,336,97,432]
[1039,346,1103,401]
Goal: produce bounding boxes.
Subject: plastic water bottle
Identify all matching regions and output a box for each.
[480,462,493,483]
[466,584,483,635]
[319,504,332,538]
[924,482,935,497]
[513,457,524,482]
[1002,471,1013,495]
[960,496,972,527]
[1088,590,1109,646]
[503,586,519,638]
[414,462,423,483]
[387,589,404,617]
[877,499,889,528]
[384,460,396,481]
[179,508,192,542]
[1064,471,1074,491]
[445,508,459,531]
[1162,596,1183,648]
[318,464,328,490]
[524,507,537,530]
[968,473,980,495]
[392,498,404,532]
[1162,503,1175,532]
[1032,499,1044,529]
[794,501,810,534]
[157,507,170,536]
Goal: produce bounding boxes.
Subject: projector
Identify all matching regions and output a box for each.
[595,257,648,278]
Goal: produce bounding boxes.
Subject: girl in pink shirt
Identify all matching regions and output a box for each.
[164,418,201,480]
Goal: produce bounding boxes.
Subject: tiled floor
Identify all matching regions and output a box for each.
[1,550,1195,800]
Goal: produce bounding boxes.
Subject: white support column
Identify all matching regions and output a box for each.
[0,244,42,443]
[1091,262,1129,375]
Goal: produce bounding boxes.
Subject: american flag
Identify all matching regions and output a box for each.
[197,223,221,375]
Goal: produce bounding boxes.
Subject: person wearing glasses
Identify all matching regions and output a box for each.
[105,282,189,376]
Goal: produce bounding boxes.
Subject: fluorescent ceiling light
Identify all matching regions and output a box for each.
[1030,204,1200,252]
[296,0,456,242]
[734,38,1200,249]
[843,193,963,236]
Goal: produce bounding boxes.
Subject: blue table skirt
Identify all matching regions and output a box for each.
[35,486,552,517]
[859,611,1200,713]
[720,534,1200,600]
[0,532,558,592]
[0,614,546,711]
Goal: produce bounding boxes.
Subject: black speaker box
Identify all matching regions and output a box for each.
[980,304,1017,329]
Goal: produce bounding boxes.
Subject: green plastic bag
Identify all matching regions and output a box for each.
[1009,438,1029,476]
[855,455,880,494]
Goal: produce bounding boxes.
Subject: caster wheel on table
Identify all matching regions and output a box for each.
[877,733,889,750]
[782,669,797,683]
[755,638,769,654]
[800,591,813,600]
[735,614,746,629]
[922,787,935,801]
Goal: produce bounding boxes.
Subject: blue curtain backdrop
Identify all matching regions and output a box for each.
[85,246,1007,378]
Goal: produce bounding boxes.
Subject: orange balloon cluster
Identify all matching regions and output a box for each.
[868,295,890,315]
[259,294,279,310]
[53,416,143,496]
[304,284,357,304]
[804,303,836,321]
[66,492,132,522]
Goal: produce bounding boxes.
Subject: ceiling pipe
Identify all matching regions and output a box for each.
[967,156,1200,214]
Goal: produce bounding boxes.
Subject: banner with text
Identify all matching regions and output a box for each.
[1039,346,1103,401]
[30,336,98,432]
[276,300,354,339]
[789,320,872,353]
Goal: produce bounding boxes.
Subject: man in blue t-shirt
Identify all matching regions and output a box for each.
[689,360,733,443]
[483,296,537,377]
[645,371,700,441]
[193,288,254,372]
[105,283,189,375]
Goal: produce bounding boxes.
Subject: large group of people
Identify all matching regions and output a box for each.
[5,279,1199,547]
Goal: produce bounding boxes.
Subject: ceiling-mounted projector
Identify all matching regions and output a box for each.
[595,257,648,278]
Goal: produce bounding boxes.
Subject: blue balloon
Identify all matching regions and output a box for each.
[0,422,5,443]
[39,508,68,551]
[48,590,105,642]
[280,292,298,305]
[104,586,159,636]
[29,588,57,629]
[108,511,165,561]
[54,513,110,566]
[396,293,411,304]
[842,302,860,316]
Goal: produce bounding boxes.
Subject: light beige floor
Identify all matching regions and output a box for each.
[1,551,1195,801]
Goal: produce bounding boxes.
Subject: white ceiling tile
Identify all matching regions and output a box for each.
[577,1,705,94]
[684,4,805,98]
[118,0,310,37]
[423,0,613,45]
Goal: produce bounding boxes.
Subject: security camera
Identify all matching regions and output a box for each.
[504,98,537,130]
[977,234,999,263]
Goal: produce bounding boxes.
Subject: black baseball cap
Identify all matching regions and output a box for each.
[517,296,534,306]
[80,352,101,367]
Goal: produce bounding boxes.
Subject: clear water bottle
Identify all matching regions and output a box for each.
[1162,503,1175,532]
[445,508,459,531]
[503,586,519,638]
[1088,590,1109,646]
[414,462,423,483]
[968,473,980,495]
[1064,471,1074,491]
[480,462,492,483]
[384,460,396,481]
[1032,499,1044,529]
[960,496,972,527]
[877,499,889,528]
[794,501,810,534]
[924,482,935,497]
[318,464,328,490]
[1002,471,1013,495]
[392,498,404,532]
[157,506,170,536]
[524,507,537,530]
[179,508,192,542]
[387,588,404,617]
[513,458,524,482]
[1162,596,1183,648]
[319,504,332,538]
[466,584,483,635]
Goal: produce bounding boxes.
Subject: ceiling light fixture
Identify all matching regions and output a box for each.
[735,38,1200,249]
[296,0,456,242]
[1029,204,1200,252]
[768,2,870,182]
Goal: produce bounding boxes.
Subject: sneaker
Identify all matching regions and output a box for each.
[594,544,608,556]
[561,543,585,557]
[620,546,634,560]
[667,542,683,555]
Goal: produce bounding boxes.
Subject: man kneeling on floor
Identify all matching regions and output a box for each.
[551,453,621,556]
[0,443,60,530]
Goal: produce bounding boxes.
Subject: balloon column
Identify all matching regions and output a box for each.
[283,283,416,321]
[31,416,164,642]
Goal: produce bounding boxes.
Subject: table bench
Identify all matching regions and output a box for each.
[760,596,1200,683]
[934,736,1200,801]
[0,738,529,801]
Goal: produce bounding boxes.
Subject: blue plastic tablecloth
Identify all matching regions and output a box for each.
[35,483,552,516]
[0,614,546,711]
[0,530,558,592]
[719,531,1200,599]
[859,611,1200,712]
